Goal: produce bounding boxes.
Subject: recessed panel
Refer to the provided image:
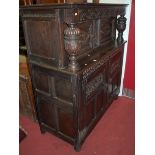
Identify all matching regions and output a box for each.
[39,98,56,129]
[55,77,72,102]
[25,20,58,60]
[58,109,75,138]
[94,17,113,48]
[33,70,50,94]
[84,100,95,127]
[96,91,104,113]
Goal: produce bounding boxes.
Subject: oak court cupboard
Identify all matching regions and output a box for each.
[20,2,128,151]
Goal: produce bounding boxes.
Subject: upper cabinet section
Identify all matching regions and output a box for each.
[20,3,128,70]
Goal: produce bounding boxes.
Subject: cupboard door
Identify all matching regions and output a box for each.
[81,62,108,129]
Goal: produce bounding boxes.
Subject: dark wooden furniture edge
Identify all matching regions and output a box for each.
[20,3,129,10]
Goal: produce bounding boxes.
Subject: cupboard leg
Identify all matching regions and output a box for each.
[74,142,81,152]
[40,126,46,134]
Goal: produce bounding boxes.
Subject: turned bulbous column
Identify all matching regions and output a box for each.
[64,24,81,71]
[116,15,127,44]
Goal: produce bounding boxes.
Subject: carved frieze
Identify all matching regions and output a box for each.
[83,58,107,79]
[64,7,126,24]
[79,7,125,21]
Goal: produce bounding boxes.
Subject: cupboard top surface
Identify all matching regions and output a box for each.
[20,3,128,10]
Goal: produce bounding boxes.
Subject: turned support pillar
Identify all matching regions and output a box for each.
[64,23,81,71]
[116,15,127,44]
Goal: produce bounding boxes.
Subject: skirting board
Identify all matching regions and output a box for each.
[122,88,135,99]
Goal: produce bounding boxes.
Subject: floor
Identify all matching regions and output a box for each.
[19,96,135,155]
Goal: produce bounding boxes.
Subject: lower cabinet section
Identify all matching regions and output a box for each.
[29,48,124,151]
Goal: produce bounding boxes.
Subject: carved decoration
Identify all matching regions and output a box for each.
[64,7,126,24]
[116,15,127,44]
[86,73,103,98]
[83,58,107,79]
[64,24,81,71]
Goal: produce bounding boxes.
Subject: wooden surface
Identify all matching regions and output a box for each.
[20,3,127,151]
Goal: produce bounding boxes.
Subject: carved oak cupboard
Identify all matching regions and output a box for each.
[20,3,128,151]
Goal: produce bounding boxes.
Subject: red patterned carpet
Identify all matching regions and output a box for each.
[19,96,135,155]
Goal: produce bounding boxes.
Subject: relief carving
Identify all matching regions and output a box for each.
[64,23,93,68]
[64,24,81,71]
[116,15,127,44]
[83,58,106,79]
[79,7,125,22]
[86,74,104,98]
[64,7,126,24]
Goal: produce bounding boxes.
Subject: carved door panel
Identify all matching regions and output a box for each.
[80,62,107,130]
